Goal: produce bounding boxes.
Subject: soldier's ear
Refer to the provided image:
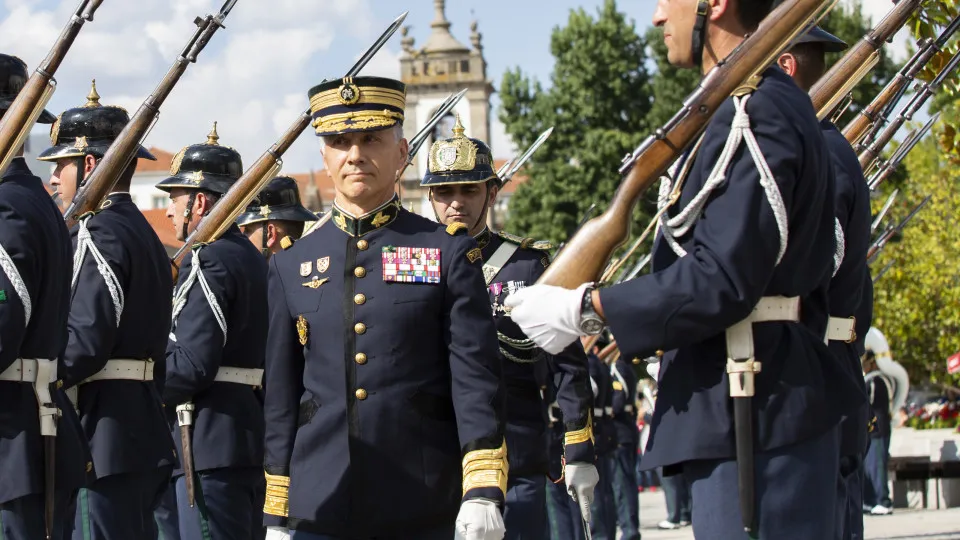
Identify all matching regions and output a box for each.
[83,154,98,174]
[266,223,279,246]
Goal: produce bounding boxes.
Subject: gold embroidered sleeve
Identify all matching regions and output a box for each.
[264,472,290,517]
[461,440,509,497]
[565,410,595,446]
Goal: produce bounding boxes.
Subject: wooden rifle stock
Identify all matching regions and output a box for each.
[0,0,103,174]
[848,13,960,147]
[808,0,920,120]
[538,0,836,289]
[172,111,312,275]
[64,1,236,229]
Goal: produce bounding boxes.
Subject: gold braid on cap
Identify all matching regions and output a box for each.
[461,439,509,497]
[263,472,290,517]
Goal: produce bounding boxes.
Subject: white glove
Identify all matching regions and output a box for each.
[565,462,599,523]
[646,360,660,380]
[455,499,505,540]
[503,283,592,354]
[265,527,290,540]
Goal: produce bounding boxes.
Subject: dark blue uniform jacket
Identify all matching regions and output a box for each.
[599,69,862,470]
[481,230,593,477]
[0,158,89,504]
[164,224,267,475]
[262,201,504,537]
[822,121,872,457]
[61,193,176,478]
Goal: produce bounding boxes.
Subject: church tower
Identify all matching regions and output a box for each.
[399,0,495,215]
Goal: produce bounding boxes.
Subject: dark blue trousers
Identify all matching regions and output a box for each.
[175,467,264,540]
[545,477,583,540]
[290,524,451,540]
[609,445,639,540]
[683,426,840,540]
[660,468,692,524]
[154,478,180,540]
[590,454,616,540]
[504,474,547,540]
[0,491,76,540]
[70,466,172,540]
[862,436,891,508]
[836,455,863,540]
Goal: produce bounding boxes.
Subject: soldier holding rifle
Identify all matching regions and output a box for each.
[157,125,268,540]
[778,27,874,540]
[506,1,863,538]
[0,54,90,540]
[40,81,177,540]
[238,177,318,258]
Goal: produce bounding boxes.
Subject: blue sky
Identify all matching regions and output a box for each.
[0,0,902,175]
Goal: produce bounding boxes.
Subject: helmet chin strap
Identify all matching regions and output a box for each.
[261,222,271,258]
[75,156,87,196]
[692,1,710,68]
[182,191,197,242]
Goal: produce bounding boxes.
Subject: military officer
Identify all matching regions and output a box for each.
[157,124,268,540]
[421,119,597,540]
[238,176,318,257]
[777,28,873,540]
[608,352,640,540]
[37,81,177,540]
[0,53,90,539]
[505,1,864,537]
[262,76,506,540]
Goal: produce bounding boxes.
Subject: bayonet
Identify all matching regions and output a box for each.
[868,112,939,191]
[867,195,931,263]
[872,260,896,284]
[407,88,467,163]
[871,189,898,233]
[499,127,554,183]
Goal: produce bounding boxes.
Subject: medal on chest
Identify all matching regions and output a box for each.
[382,246,441,284]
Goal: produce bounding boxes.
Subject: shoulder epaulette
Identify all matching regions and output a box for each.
[446,222,468,236]
[732,74,763,98]
[498,230,553,252]
[280,236,295,250]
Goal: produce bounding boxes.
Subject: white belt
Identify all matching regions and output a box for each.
[0,358,40,382]
[0,359,58,436]
[214,367,263,387]
[81,359,155,384]
[625,404,634,413]
[593,407,603,417]
[605,406,614,416]
[725,296,800,398]
[826,316,856,343]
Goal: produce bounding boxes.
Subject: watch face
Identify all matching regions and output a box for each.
[581,319,604,335]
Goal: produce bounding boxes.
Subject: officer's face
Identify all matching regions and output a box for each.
[653,0,699,68]
[321,127,409,210]
[430,183,499,236]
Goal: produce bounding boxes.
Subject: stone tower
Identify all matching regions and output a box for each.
[398,0,495,215]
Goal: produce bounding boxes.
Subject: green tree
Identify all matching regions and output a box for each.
[499,0,651,244]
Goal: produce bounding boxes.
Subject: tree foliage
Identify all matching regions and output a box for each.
[499,0,651,244]
[869,0,960,387]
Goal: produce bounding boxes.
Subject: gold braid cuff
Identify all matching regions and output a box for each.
[263,472,290,517]
[461,440,509,497]
[565,410,595,446]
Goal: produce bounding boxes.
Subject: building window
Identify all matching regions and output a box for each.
[461,60,470,74]
[153,196,167,209]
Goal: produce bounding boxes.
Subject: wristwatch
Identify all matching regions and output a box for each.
[579,285,605,335]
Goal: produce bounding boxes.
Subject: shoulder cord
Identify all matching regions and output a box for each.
[171,246,227,346]
[657,95,789,265]
[0,240,31,326]
[72,214,124,326]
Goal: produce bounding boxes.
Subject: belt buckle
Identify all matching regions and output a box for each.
[845,316,857,344]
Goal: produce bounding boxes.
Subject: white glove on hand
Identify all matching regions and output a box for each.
[504,283,592,354]
[455,499,505,540]
[265,526,290,540]
[646,359,660,380]
[565,462,600,523]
